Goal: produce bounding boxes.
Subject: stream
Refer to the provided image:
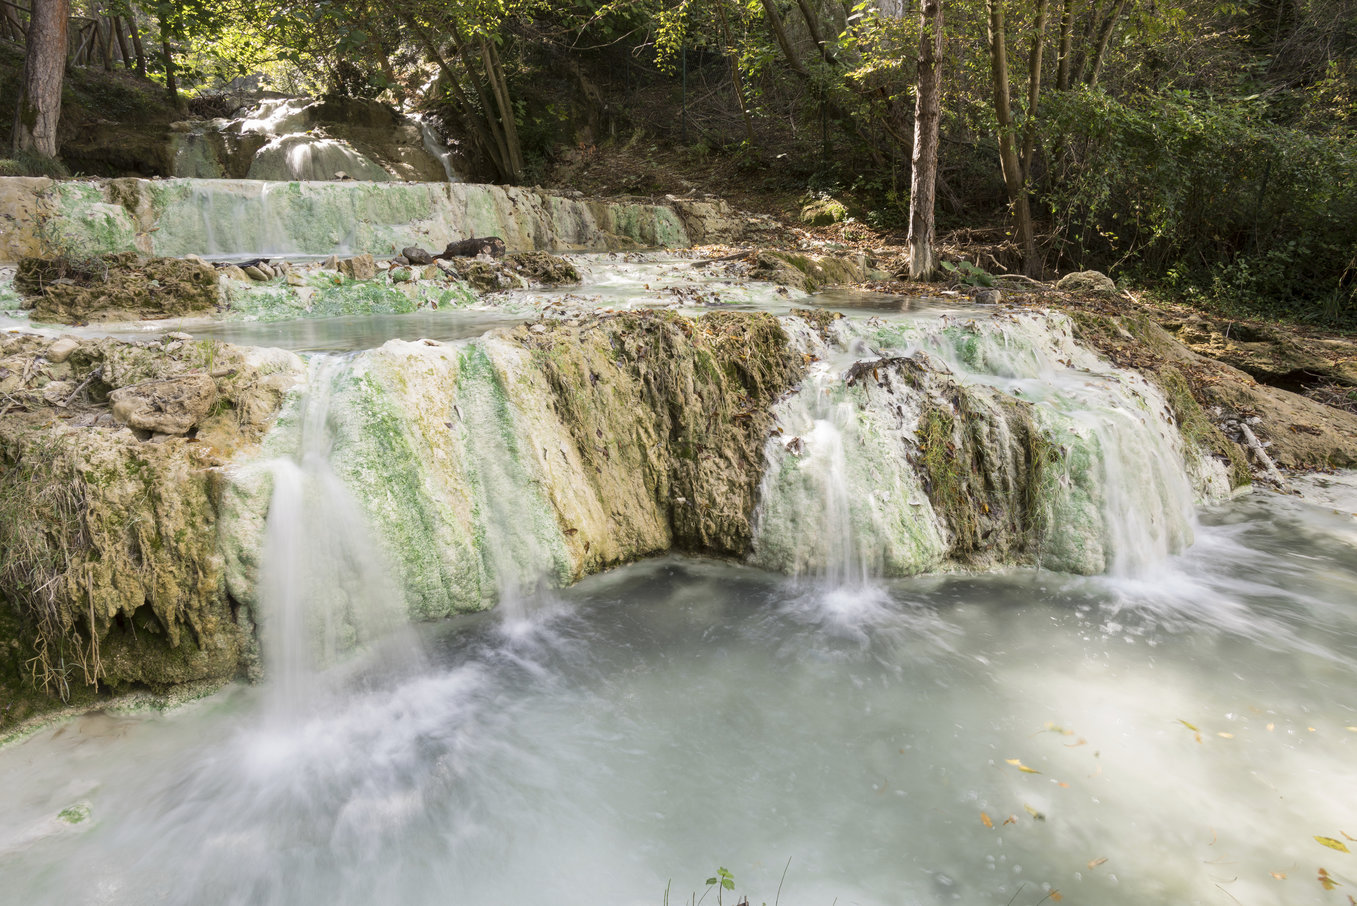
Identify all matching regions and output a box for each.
[1,235,1354,906]
[0,477,1354,905]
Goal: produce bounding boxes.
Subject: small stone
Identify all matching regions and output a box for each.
[218,264,248,282]
[286,273,307,286]
[256,262,276,279]
[392,255,410,267]
[242,265,268,281]
[47,336,79,364]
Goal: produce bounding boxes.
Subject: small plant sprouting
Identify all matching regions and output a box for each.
[698,867,736,906]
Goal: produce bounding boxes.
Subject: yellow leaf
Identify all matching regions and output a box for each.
[1316,836,1352,853]
[981,812,994,829]
[1088,857,1108,869]
[1058,782,1071,788]
[1050,891,1063,902]
[1006,758,1041,774]
[1178,719,1199,731]
[1271,872,1287,880]
[1318,868,1342,890]
[1025,804,1046,821]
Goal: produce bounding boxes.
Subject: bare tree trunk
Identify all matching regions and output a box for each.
[907,0,944,280]
[794,0,835,66]
[480,35,524,182]
[1020,0,1049,176]
[1055,0,1074,90]
[99,15,113,70]
[161,34,179,106]
[2,0,27,41]
[128,8,146,75]
[12,0,68,159]
[112,14,132,68]
[986,0,1038,276]
[758,0,809,78]
[1083,0,1129,86]
[447,22,513,180]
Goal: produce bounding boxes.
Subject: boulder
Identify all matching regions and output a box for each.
[799,197,848,227]
[402,246,435,266]
[438,237,507,259]
[1056,270,1117,294]
[109,373,218,435]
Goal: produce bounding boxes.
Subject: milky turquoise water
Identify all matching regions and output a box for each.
[0,479,1353,906]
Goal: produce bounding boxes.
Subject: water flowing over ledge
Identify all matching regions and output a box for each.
[0,177,761,264]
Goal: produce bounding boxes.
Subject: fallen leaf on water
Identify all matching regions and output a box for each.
[1088,857,1108,869]
[1346,726,1357,732]
[1006,758,1041,774]
[1318,868,1342,890]
[1343,831,1356,841]
[1058,782,1071,788]
[1267,723,1275,732]
[1271,872,1287,880]
[1179,719,1200,731]
[1316,836,1352,853]
[1050,891,1063,902]
[1042,722,1074,736]
[1003,815,1017,826]
[981,812,994,829]
[1025,804,1046,821]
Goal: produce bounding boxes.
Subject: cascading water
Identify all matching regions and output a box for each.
[254,355,410,714]
[3,245,1355,906]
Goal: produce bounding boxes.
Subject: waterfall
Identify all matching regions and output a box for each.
[255,356,410,715]
[753,311,1220,583]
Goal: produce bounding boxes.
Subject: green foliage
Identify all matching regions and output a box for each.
[1041,88,1357,325]
[939,260,995,287]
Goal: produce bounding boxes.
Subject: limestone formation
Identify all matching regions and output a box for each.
[109,373,219,435]
[17,253,219,324]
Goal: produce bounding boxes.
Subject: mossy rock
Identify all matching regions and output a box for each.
[20,253,219,324]
[799,197,848,226]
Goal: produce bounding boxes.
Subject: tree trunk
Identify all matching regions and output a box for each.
[1020,0,1049,176]
[161,33,179,106]
[12,0,68,159]
[907,0,944,281]
[99,15,113,70]
[128,8,146,76]
[113,14,132,69]
[479,35,524,182]
[794,0,835,66]
[986,0,1038,276]
[758,0,809,78]
[1083,0,1129,87]
[1055,0,1074,90]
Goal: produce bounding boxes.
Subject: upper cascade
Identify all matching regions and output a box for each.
[169,96,461,183]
